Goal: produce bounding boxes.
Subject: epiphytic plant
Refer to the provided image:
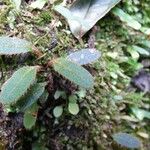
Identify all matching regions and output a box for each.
[0,36,100,129]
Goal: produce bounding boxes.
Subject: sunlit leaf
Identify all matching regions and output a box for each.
[7,11,16,29]
[112,8,141,30]
[113,133,141,149]
[131,107,150,120]
[0,36,31,55]
[0,66,37,105]
[11,0,21,11]
[75,89,86,99]
[30,0,48,9]
[53,58,94,89]
[55,0,121,38]
[113,95,123,101]
[127,46,140,60]
[139,40,150,49]
[68,102,79,115]
[131,45,150,56]
[68,95,79,115]
[67,49,101,65]
[140,27,150,35]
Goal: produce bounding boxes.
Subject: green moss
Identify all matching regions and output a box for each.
[0,7,9,25]
[35,11,52,26]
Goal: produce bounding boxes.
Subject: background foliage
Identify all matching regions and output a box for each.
[0,0,150,149]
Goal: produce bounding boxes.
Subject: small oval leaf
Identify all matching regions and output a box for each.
[0,66,37,105]
[67,49,101,65]
[53,106,63,118]
[23,103,39,129]
[68,102,79,115]
[113,133,141,149]
[0,36,31,55]
[53,58,94,89]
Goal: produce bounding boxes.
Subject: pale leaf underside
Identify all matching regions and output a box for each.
[67,48,101,65]
[55,0,121,38]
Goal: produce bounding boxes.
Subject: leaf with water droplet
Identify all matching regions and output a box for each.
[67,48,101,65]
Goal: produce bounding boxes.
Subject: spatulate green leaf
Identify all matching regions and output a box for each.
[131,107,150,120]
[131,45,150,56]
[68,95,79,115]
[53,58,94,89]
[139,40,150,49]
[127,46,139,60]
[0,36,31,55]
[30,0,48,9]
[0,66,37,105]
[23,103,39,129]
[67,49,101,65]
[113,133,141,149]
[140,27,150,35]
[55,0,121,38]
[112,8,141,30]
[11,0,22,11]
